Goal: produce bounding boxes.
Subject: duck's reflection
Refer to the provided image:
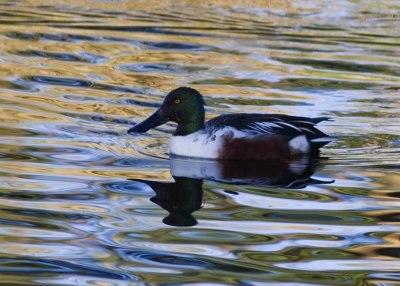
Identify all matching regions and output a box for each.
[132,156,333,227]
[134,176,203,227]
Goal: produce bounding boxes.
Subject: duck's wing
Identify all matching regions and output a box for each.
[205,113,331,141]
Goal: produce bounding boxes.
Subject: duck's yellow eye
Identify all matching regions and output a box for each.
[174,99,181,104]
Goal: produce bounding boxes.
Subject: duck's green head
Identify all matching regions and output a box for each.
[128,87,205,136]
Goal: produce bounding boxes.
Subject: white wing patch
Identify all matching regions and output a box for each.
[289,135,310,154]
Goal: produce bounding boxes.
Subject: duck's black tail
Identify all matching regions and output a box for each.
[310,117,333,124]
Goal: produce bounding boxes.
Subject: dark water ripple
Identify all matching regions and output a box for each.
[273,57,400,77]
[6,31,101,42]
[24,76,145,95]
[14,50,109,64]
[0,258,136,280]
[0,78,40,92]
[0,0,400,285]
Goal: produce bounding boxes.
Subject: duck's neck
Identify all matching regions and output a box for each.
[174,107,205,136]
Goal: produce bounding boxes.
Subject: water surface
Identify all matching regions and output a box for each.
[0,0,400,285]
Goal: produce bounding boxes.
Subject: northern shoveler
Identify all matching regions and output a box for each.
[128,87,332,160]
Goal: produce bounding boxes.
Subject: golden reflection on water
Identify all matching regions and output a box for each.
[0,0,400,285]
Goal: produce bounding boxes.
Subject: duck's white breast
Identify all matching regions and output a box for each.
[169,127,246,159]
[169,131,220,159]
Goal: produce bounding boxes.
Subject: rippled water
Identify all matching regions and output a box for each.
[1,0,400,285]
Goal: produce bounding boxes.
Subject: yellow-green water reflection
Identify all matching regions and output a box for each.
[0,0,400,285]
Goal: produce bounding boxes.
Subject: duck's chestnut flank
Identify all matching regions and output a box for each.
[220,136,291,160]
[128,87,332,160]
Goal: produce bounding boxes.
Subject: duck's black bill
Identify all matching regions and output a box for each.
[128,109,168,134]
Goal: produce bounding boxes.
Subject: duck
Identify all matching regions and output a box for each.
[128,87,332,160]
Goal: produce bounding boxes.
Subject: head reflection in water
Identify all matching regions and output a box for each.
[132,155,334,227]
[134,177,203,227]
